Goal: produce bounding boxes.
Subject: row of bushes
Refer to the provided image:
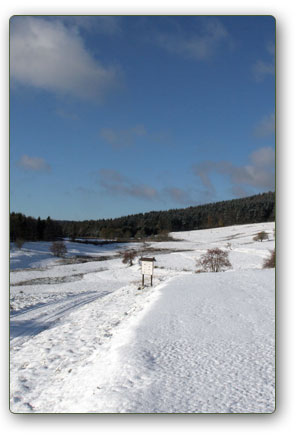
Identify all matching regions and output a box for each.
[14,237,275,269]
[120,247,275,270]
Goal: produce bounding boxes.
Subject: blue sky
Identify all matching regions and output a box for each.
[10,15,275,220]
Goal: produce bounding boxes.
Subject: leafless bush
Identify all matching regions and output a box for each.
[122,249,137,266]
[50,241,67,258]
[263,249,275,268]
[253,231,268,242]
[196,248,232,273]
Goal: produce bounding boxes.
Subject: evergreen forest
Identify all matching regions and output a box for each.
[10,191,275,242]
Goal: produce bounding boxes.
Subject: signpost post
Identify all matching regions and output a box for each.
[140,257,156,287]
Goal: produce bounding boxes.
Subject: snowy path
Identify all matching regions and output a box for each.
[10,290,108,347]
[67,269,274,413]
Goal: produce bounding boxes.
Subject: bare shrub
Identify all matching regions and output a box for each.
[253,231,268,242]
[122,250,137,266]
[15,239,24,249]
[196,248,232,273]
[50,241,67,258]
[263,249,275,268]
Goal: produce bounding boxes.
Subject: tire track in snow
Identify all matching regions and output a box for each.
[10,290,111,348]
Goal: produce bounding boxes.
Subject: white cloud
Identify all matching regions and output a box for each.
[10,17,118,100]
[65,16,121,35]
[156,18,231,60]
[99,169,158,200]
[18,155,51,172]
[193,147,275,196]
[100,125,146,148]
[99,168,199,205]
[252,41,275,82]
[55,108,79,120]
[266,41,275,56]
[252,60,275,82]
[163,187,196,205]
[254,113,275,137]
[250,146,275,168]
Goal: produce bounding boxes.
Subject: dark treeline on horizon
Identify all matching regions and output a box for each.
[10,215,63,243]
[10,191,275,242]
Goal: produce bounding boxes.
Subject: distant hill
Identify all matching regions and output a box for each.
[59,191,275,240]
[10,191,275,242]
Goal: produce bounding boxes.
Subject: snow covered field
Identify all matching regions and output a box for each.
[10,222,275,413]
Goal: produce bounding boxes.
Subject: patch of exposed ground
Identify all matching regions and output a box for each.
[10,273,85,286]
[58,254,120,265]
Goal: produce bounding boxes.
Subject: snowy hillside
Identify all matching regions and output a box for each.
[10,222,275,413]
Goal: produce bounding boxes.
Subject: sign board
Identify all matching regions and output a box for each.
[142,260,154,275]
[140,257,156,286]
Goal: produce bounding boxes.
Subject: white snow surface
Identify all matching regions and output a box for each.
[10,222,275,413]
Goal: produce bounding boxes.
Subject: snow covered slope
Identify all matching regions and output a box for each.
[87,270,274,413]
[10,222,275,413]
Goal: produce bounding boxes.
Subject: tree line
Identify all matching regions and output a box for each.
[10,191,275,242]
[10,214,63,242]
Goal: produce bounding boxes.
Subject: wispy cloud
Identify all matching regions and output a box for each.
[252,42,275,82]
[266,41,275,56]
[10,17,119,100]
[99,169,158,200]
[155,17,231,60]
[100,125,174,149]
[100,125,146,148]
[231,185,251,198]
[63,16,122,35]
[99,169,197,205]
[18,155,51,172]
[75,186,99,199]
[254,112,275,137]
[55,108,79,120]
[252,60,274,82]
[193,147,275,197]
[163,187,196,206]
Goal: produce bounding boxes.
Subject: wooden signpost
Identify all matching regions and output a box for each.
[140,257,156,287]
